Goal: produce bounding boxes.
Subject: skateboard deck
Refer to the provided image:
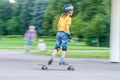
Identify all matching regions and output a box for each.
[38,64,75,71]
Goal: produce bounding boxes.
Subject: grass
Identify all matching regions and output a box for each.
[0,36,109,50]
[0,35,109,58]
[33,51,109,58]
[0,37,25,49]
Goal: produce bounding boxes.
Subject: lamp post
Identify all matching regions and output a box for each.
[110,0,120,62]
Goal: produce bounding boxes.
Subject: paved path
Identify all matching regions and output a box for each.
[0,50,120,80]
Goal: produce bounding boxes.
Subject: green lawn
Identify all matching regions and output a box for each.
[0,36,109,58]
[0,36,109,50]
[33,51,109,58]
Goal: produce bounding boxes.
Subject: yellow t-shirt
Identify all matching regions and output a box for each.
[57,15,71,32]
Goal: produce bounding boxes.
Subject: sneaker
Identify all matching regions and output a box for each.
[24,50,31,53]
[59,61,68,65]
[48,58,53,65]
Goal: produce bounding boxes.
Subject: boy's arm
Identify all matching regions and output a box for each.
[33,32,37,40]
[57,19,60,29]
[66,24,70,33]
[57,23,60,30]
[66,24,72,40]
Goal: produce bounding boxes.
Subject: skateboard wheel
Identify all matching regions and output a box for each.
[68,65,75,71]
[41,65,48,70]
[70,67,75,71]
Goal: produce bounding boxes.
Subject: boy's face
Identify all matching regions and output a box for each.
[68,10,73,16]
[29,26,35,30]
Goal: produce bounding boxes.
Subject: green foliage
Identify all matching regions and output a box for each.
[71,0,110,46]
[20,0,36,33]
[6,17,20,35]
[0,0,13,21]
[51,16,59,35]
[0,19,5,34]
[0,0,111,47]
[0,0,14,35]
[71,13,87,37]
[20,0,48,35]
[34,0,48,35]
[42,0,75,35]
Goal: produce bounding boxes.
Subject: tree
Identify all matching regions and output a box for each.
[0,0,14,35]
[0,0,111,46]
[42,0,110,46]
[20,0,48,35]
[6,17,20,35]
[33,0,48,35]
[42,0,69,36]
[0,19,5,34]
[20,0,36,34]
[0,0,13,22]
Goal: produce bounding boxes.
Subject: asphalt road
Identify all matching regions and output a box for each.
[0,50,120,80]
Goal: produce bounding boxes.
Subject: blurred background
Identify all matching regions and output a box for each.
[0,0,110,47]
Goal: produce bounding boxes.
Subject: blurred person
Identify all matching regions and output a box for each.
[24,25,37,53]
[37,39,46,51]
[48,4,74,65]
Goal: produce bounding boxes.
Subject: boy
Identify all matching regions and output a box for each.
[48,4,74,65]
[24,25,37,53]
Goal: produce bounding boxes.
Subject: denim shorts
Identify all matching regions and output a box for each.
[55,31,68,51]
[26,39,33,46]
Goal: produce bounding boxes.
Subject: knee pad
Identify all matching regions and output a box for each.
[55,48,60,52]
[62,48,67,51]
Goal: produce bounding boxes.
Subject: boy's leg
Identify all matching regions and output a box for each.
[48,49,57,65]
[59,51,68,65]
[48,32,61,65]
[25,39,32,53]
[59,33,68,65]
[25,45,31,53]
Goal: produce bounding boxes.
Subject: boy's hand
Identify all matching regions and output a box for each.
[68,38,72,42]
[66,32,72,41]
[68,35,72,39]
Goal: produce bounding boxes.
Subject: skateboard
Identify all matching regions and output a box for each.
[38,64,75,71]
